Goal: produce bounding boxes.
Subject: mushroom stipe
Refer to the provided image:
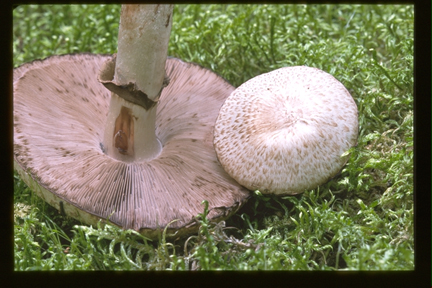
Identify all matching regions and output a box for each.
[14,53,250,239]
[214,66,358,195]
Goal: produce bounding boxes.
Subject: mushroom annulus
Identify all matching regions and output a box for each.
[214,66,358,195]
[13,4,250,239]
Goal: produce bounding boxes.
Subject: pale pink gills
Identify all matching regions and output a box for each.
[214,66,358,195]
[13,54,250,239]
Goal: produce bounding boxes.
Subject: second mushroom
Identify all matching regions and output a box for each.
[214,66,358,195]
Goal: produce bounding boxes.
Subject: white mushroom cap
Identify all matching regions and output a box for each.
[13,54,250,239]
[214,66,358,195]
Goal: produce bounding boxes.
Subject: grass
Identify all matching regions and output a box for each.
[13,4,414,271]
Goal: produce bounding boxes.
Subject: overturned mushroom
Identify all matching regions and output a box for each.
[214,66,358,195]
[13,5,250,239]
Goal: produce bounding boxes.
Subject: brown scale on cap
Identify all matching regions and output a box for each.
[214,66,358,195]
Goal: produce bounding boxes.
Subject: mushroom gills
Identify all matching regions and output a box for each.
[13,54,250,239]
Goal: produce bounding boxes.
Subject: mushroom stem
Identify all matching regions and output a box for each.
[103,93,161,162]
[102,4,173,162]
[115,4,172,100]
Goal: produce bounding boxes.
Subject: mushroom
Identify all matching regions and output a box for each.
[13,5,250,239]
[213,66,358,195]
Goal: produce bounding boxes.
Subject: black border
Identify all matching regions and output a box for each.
[3,1,430,287]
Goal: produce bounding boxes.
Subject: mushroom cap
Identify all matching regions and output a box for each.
[214,66,358,195]
[13,53,250,239]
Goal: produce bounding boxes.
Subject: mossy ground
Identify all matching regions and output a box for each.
[13,4,413,272]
